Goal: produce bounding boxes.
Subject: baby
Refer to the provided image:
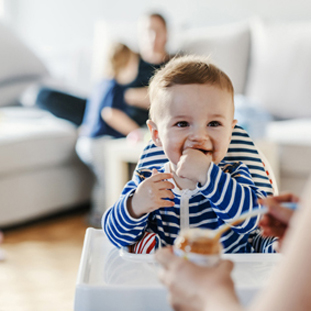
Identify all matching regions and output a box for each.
[103,55,270,253]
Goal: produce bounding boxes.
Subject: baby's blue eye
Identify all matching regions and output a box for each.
[175,121,189,127]
[208,121,221,127]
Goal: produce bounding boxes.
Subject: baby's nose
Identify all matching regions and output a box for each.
[189,127,209,142]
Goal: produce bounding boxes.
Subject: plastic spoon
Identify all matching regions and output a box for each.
[210,207,268,241]
[280,202,299,210]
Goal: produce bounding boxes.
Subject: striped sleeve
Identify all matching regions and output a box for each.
[198,161,267,235]
[137,143,169,169]
[102,170,152,248]
[249,228,278,253]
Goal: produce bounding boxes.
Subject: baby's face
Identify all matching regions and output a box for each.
[148,84,237,170]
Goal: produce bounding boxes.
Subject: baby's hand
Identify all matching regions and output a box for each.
[128,169,175,218]
[176,148,212,185]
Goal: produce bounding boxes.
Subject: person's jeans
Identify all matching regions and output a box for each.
[35,87,87,126]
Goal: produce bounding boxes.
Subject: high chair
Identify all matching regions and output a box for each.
[74,125,280,311]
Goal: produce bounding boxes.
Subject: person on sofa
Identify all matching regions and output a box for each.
[34,12,170,126]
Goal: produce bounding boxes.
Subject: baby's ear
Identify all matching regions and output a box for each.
[232,119,238,130]
[147,120,162,146]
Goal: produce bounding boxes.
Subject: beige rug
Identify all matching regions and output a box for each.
[0,211,89,311]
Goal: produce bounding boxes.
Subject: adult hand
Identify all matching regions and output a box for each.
[155,247,240,311]
[258,193,298,250]
[128,169,175,218]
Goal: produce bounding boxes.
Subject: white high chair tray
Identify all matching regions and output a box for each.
[74,228,281,311]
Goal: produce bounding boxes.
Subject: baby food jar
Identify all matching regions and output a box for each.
[173,228,222,266]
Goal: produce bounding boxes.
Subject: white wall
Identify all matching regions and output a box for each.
[3,0,311,93]
[6,0,311,48]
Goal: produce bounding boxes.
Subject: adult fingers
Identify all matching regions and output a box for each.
[218,259,234,274]
[259,194,298,208]
[259,214,282,226]
[274,192,299,203]
[259,214,287,236]
[260,223,287,238]
[269,205,295,224]
[259,214,282,228]
[155,246,175,269]
[259,197,295,225]
[168,294,195,311]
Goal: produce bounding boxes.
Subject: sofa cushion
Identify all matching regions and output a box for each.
[246,19,311,119]
[0,107,79,175]
[178,21,250,94]
[0,22,48,107]
[266,119,311,176]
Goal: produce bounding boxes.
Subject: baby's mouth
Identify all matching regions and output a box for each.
[197,148,211,155]
[186,146,212,155]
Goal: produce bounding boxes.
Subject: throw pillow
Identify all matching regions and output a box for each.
[0,22,48,107]
[178,21,251,94]
[245,18,311,119]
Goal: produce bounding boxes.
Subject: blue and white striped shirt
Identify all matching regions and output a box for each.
[103,125,277,253]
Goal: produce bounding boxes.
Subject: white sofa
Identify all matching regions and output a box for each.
[0,22,93,227]
[176,18,311,196]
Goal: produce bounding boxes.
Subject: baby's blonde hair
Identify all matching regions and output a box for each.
[149,55,234,121]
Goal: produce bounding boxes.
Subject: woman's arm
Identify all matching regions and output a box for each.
[251,182,311,311]
[101,107,140,136]
[124,87,150,109]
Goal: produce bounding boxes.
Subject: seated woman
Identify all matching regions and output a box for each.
[35,12,170,126]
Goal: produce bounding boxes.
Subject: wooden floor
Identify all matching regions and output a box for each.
[0,207,91,311]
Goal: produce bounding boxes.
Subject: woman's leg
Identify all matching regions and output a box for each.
[35,87,87,126]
